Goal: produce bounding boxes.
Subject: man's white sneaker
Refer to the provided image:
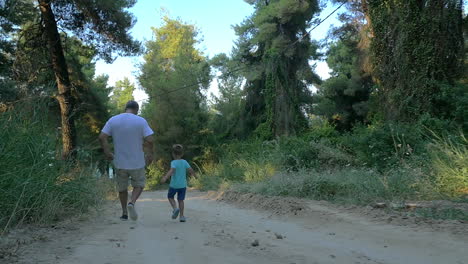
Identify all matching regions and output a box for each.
[128,203,138,220]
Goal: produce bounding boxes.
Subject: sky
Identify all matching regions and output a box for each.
[94,0,343,104]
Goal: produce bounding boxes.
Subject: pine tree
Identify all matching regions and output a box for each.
[232,0,322,138]
[35,0,140,159]
[111,77,136,113]
[139,15,210,161]
[366,0,464,120]
[315,7,373,131]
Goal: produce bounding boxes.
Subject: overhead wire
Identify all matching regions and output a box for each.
[3,3,347,103]
[149,2,347,98]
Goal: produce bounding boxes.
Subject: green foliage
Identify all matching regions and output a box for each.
[303,117,340,142]
[90,74,114,115]
[2,0,140,158]
[197,118,467,204]
[435,82,468,131]
[52,0,141,62]
[193,135,353,190]
[110,77,135,113]
[139,15,211,162]
[314,11,373,131]
[315,73,372,130]
[0,0,36,82]
[0,100,107,231]
[367,0,464,121]
[235,159,276,183]
[145,160,166,190]
[190,162,230,191]
[341,122,426,168]
[232,0,321,137]
[1,0,140,96]
[284,136,349,168]
[413,208,468,221]
[429,134,468,198]
[10,21,55,94]
[233,167,435,204]
[208,54,245,139]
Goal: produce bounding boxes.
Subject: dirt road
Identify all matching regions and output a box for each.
[10,191,468,264]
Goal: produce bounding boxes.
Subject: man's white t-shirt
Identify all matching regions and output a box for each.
[101,113,154,170]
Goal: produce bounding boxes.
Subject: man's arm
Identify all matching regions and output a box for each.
[144,135,154,165]
[161,168,174,183]
[98,132,114,161]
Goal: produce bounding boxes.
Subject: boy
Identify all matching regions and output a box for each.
[161,144,195,222]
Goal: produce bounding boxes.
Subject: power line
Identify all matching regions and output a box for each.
[146,2,346,98]
[289,2,347,48]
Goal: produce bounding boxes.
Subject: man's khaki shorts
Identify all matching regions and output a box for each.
[115,168,146,192]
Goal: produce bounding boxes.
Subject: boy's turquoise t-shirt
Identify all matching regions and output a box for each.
[169,159,191,189]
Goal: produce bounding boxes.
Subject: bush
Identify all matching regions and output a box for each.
[304,117,340,142]
[195,119,466,204]
[190,159,246,190]
[341,122,426,168]
[429,133,468,198]
[234,159,276,183]
[0,100,105,232]
[145,160,166,190]
[276,137,353,170]
[232,166,436,204]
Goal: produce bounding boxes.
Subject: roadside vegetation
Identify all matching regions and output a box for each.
[144,1,467,218]
[1,0,467,231]
[190,121,467,204]
[0,100,112,233]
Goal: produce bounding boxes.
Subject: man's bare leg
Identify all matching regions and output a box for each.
[130,187,143,204]
[119,191,128,215]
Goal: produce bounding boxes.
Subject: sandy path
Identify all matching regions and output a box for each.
[13,191,468,264]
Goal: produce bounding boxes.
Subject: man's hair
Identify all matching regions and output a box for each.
[125,100,139,111]
[172,144,184,157]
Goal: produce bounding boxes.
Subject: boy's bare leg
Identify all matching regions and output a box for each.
[130,187,143,204]
[168,198,177,210]
[119,191,128,215]
[178,200,185,217]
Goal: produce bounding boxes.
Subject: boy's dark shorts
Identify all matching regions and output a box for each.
[168,187,187,201]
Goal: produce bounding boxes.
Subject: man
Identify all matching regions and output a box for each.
[99,100,154,221]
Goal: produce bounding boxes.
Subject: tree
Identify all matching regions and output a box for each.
[232,0,322,138]
[62,37,114,142]
[314,6,373,131]
[365,0,464,121]
[35,0,140,159]
[0,1,37,102]
[111,77,135,113]
[209,53,245,139]
[139,15,210,161]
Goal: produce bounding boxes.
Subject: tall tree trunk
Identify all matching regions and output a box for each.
[38,0,76,159]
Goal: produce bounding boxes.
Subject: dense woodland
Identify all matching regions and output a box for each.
[0,0,467,230]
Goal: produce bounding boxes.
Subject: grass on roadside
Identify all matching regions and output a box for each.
[231,167,437,204]
[0,100,108,233]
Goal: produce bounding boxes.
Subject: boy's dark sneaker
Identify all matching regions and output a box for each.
[120,215,128,221]
[171,208,180,219]
[128,203,138,220]
[179,216,186,222]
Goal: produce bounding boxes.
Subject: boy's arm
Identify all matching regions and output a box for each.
[161,168,175,183]
[188,167,196,178]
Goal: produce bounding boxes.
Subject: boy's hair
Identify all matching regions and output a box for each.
[172,144,184,157]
